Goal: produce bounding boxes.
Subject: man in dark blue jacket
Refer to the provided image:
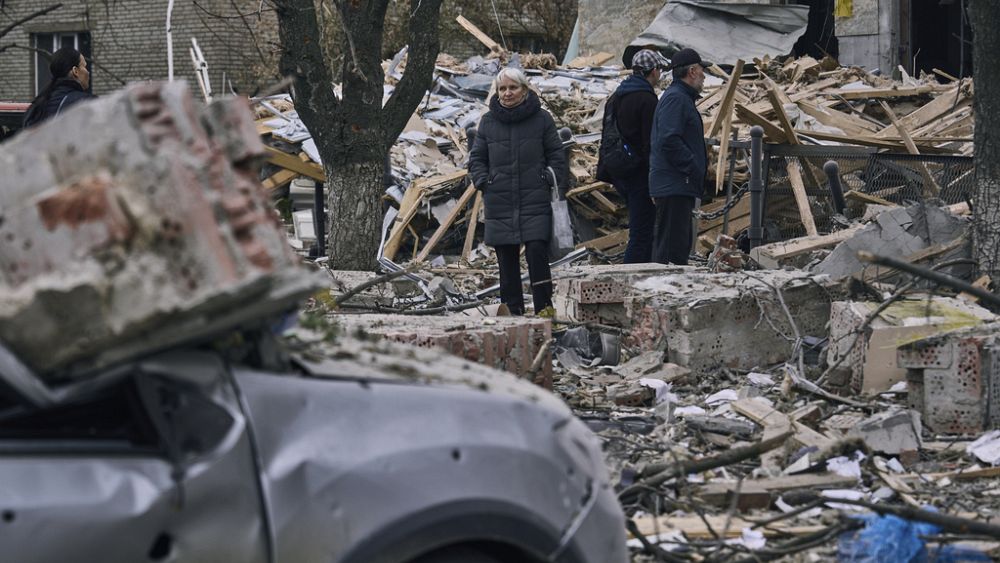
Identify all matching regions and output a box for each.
[649,48,710,265]
[598,48,667,263]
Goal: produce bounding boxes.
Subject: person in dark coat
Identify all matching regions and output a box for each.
[22,47,94,129]
[649,48,710,265]
[468,67,568,315]
[598,48,667,263]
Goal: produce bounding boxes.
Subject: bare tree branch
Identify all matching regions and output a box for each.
[0,3,63,42]
[382,0,443,150]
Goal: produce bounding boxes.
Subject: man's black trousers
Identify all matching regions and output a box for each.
[653,196,695,265]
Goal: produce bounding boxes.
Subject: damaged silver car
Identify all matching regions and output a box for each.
[0,331,627,563]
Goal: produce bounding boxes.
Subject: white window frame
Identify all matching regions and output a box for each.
[32,32,86,95]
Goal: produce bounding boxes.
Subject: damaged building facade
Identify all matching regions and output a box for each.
[576,0,972,78]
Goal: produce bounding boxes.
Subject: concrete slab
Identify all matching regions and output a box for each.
[0,81,320,378]
[828,296,995,394]
[332,314,553,388]
[625,270,841,373]
[898,322,1000,434]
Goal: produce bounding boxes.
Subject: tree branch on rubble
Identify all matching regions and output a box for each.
[798,493,1000,539]
[619,431,792,504]
[0,3,62,41]
[381,0,443,150]
[331,265,421,306]
[817,257,974,386]
[859,251,1000,307]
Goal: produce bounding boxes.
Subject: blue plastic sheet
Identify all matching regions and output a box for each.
[839,512,991,563]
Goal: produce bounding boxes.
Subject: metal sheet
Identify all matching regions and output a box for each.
[625,0,810,66]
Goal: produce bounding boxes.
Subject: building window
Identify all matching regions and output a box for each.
[31,31,92,95]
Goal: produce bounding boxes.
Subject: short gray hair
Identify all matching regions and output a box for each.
[493,67,531,91]
[672,63,696,81]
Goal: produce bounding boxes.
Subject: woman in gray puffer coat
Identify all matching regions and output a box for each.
[469,68,568,315]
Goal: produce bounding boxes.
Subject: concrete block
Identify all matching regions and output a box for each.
[813,205,968,280]
[898,322,1000,434]
[624,270,841,373]
[552,263,682,326]
[0,81,319,378]
[827,297,995,394]
[331,314,553,388]
[847,409,922,455]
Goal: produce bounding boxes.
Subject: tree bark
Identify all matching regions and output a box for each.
[971,0,1000,284]
[275,0,442,270]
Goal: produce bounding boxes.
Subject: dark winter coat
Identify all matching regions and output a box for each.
[596,74,657,187]
[649,80,707,199]
[468,90,568,246]
[22,79,94,129]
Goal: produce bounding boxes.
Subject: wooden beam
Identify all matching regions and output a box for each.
[455,15,505,54]
[590,190,623,214]
[875,85,963,139]
[566,181,609,198]
[576,230,628,251]
[735,103,787,143]
[461,191,483,262]
[713,110,736,199]
[264,146,325,182]
[797,100,879,136]
[822,84,937,99]
[878,100,941,197]
[416,183,478,262]
[383,186,427,261]
[261,168,297,192]
[786,161,818,236]
[750,225,864,268]
[706,59,745,139]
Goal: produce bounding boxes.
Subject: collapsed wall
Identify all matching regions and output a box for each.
[0,81,322,379]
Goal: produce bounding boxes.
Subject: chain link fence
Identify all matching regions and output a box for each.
[760,144,974,241]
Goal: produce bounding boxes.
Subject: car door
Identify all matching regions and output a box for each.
[0,349,269,563]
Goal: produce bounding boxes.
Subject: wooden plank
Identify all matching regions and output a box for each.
[786,161,819,236]
[750,225,864,267]
[590,190,622,214]
[455,15,504,54]
[706,59,745,139]
[576,230,628,251]
[857,234,968,283]
[416,183,477,262]
[878,100,941,197]
[566,181,610,198]
[844,189,896,207]
[735,103,787,142]
[732,398,832,450]
[461,191,483,262]
[413,170,469,191]
[264,146,325,182]
[261,168,297,192]
[793,129,909,151]
[383,186,427,261]
[822,84,937,99]
[713,111,735,199]
[797,100,879,136]
[632,514,825,539]
[697,472,859,507]
[933,68,960,82]
[875,85,963,139]
[743,76,843,117]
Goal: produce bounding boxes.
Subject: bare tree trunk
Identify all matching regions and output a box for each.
[971,0,1000,284]
[326,159,385,266]
[275,0,441,271]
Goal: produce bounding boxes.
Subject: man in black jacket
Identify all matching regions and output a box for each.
[649,48,710,265]
[22,48,94,129]
[598,48,666,263]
